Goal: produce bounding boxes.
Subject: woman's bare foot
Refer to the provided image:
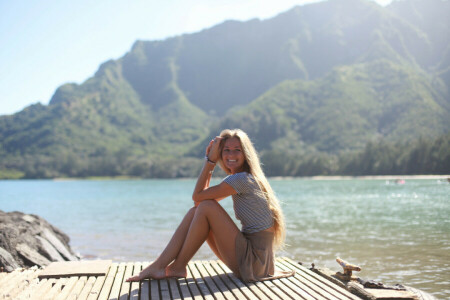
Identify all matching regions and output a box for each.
[165,264,187,278]
[126,263,166,282]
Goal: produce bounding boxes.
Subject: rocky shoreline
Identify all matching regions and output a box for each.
[0,210,78,271]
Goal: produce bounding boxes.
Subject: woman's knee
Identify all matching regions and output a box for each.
[196,199,218,212]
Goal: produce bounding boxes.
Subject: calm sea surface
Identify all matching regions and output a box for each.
[0,178,448,298]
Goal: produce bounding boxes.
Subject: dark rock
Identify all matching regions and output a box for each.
[0,210,79,271]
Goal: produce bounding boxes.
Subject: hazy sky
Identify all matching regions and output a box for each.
[0,0,392,116]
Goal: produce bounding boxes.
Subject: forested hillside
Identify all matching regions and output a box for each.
[0,0,449,178]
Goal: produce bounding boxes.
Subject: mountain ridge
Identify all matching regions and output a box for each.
[1,0,449,178]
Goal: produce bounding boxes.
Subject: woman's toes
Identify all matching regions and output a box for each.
[126,275,141,282]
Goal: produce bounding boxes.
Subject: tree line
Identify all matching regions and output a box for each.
[0,133,448,179]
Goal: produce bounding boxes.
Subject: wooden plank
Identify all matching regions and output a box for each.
[280,258,359,300]
[218,262,270,300]
[3,268,37,299]
[279,262,345,300]
[195,261,225,300]
[118,262,135,300]
[185,262,202,300]
[0,268,24,284]
[32,278,55,299]
[15,271,42,299]
[39,260,112,279]
[0,269,23,291]
[277,276,316,300]
[280,258,360,300]
[139,262,150,300]
[257,279,290,300]
[96,262,119,300]
[77,276,97,300]
[107,262,126,300]
[55,276,79,300]
[276,261,326,300]
[177,276,193,300]
[202,260,236,300]
[65,275,88,299]
[43,277,68,300]
[130,262,142,300]
[168,278,182,300]
[189,262,214,300]
[159,278,171,299]
[150,277,160,300]
[209,261,247,300]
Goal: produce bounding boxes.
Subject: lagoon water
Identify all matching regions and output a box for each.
[0,178,448,298]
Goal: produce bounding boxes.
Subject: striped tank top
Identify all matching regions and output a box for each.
[223,172,274,233]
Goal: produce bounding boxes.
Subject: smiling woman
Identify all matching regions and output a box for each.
[126,128,294,282]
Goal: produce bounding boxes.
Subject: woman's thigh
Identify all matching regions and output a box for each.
[197,200,240,274]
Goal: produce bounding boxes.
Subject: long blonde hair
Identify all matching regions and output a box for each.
[217,129,286,250]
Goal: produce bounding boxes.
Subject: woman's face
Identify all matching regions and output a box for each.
[222,137,245,174]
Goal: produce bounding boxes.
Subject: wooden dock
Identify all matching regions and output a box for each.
[0,257,362,299]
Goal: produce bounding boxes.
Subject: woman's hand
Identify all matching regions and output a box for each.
[206,136,222,163]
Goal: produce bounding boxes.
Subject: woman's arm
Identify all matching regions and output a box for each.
[192,137,236,205]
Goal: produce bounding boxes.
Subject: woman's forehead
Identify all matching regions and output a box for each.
[224,137,241,147]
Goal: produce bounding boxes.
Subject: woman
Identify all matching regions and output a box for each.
[127,129,293,282]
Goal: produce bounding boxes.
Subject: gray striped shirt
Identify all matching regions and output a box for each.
[223,172,274,233]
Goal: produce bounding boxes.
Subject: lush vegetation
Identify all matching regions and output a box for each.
[0,0,449,179]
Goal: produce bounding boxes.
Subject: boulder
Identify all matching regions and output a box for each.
[0,210,79,271]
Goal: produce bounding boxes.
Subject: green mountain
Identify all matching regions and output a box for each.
[0,0,449,178]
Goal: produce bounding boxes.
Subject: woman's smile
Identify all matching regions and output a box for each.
[222,137,245,174]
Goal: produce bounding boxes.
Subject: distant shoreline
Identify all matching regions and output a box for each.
[1,174,448,181]
[270,175,450,180]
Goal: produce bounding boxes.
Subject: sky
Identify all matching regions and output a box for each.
[0,0,393,116]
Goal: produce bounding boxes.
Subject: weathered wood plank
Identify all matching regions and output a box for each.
[118,262,134,300]
[189,262,214,300]
[0,269,23,290]
[277,276,316,300]
[218,262,270,300]
[195,261,225,300]
[185,262,203,300]
[15,273,42,299]
[44,277,68,300]
[276,261,326,300]
[159,278,171,299]
[280,261,346,300]
[0,269,24,295]
[150,276,160,300]
[202,260,236,300]
[129,262,141,300]
[4,268,40,299]
[258,280,291,300]
[96,263,119,300]
[168,278,182,300]
[139,262,150,300]
[280,258,360,300]
[55,276,79,300]
[77,276,97,300]
[66,275,88,299]
[107,262,126,300]
[32,278,55,299]
[209,261,247,300]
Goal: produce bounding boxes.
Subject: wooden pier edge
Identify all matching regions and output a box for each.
[0,257,436,300]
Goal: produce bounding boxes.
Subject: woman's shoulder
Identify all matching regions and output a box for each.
[226,171,251,180]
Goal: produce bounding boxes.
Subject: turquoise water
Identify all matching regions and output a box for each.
[0,178,448,298]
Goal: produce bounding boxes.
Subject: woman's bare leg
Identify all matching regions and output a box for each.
[206,231,223,261]
[166,200,240,277]
[126,207,197,281]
